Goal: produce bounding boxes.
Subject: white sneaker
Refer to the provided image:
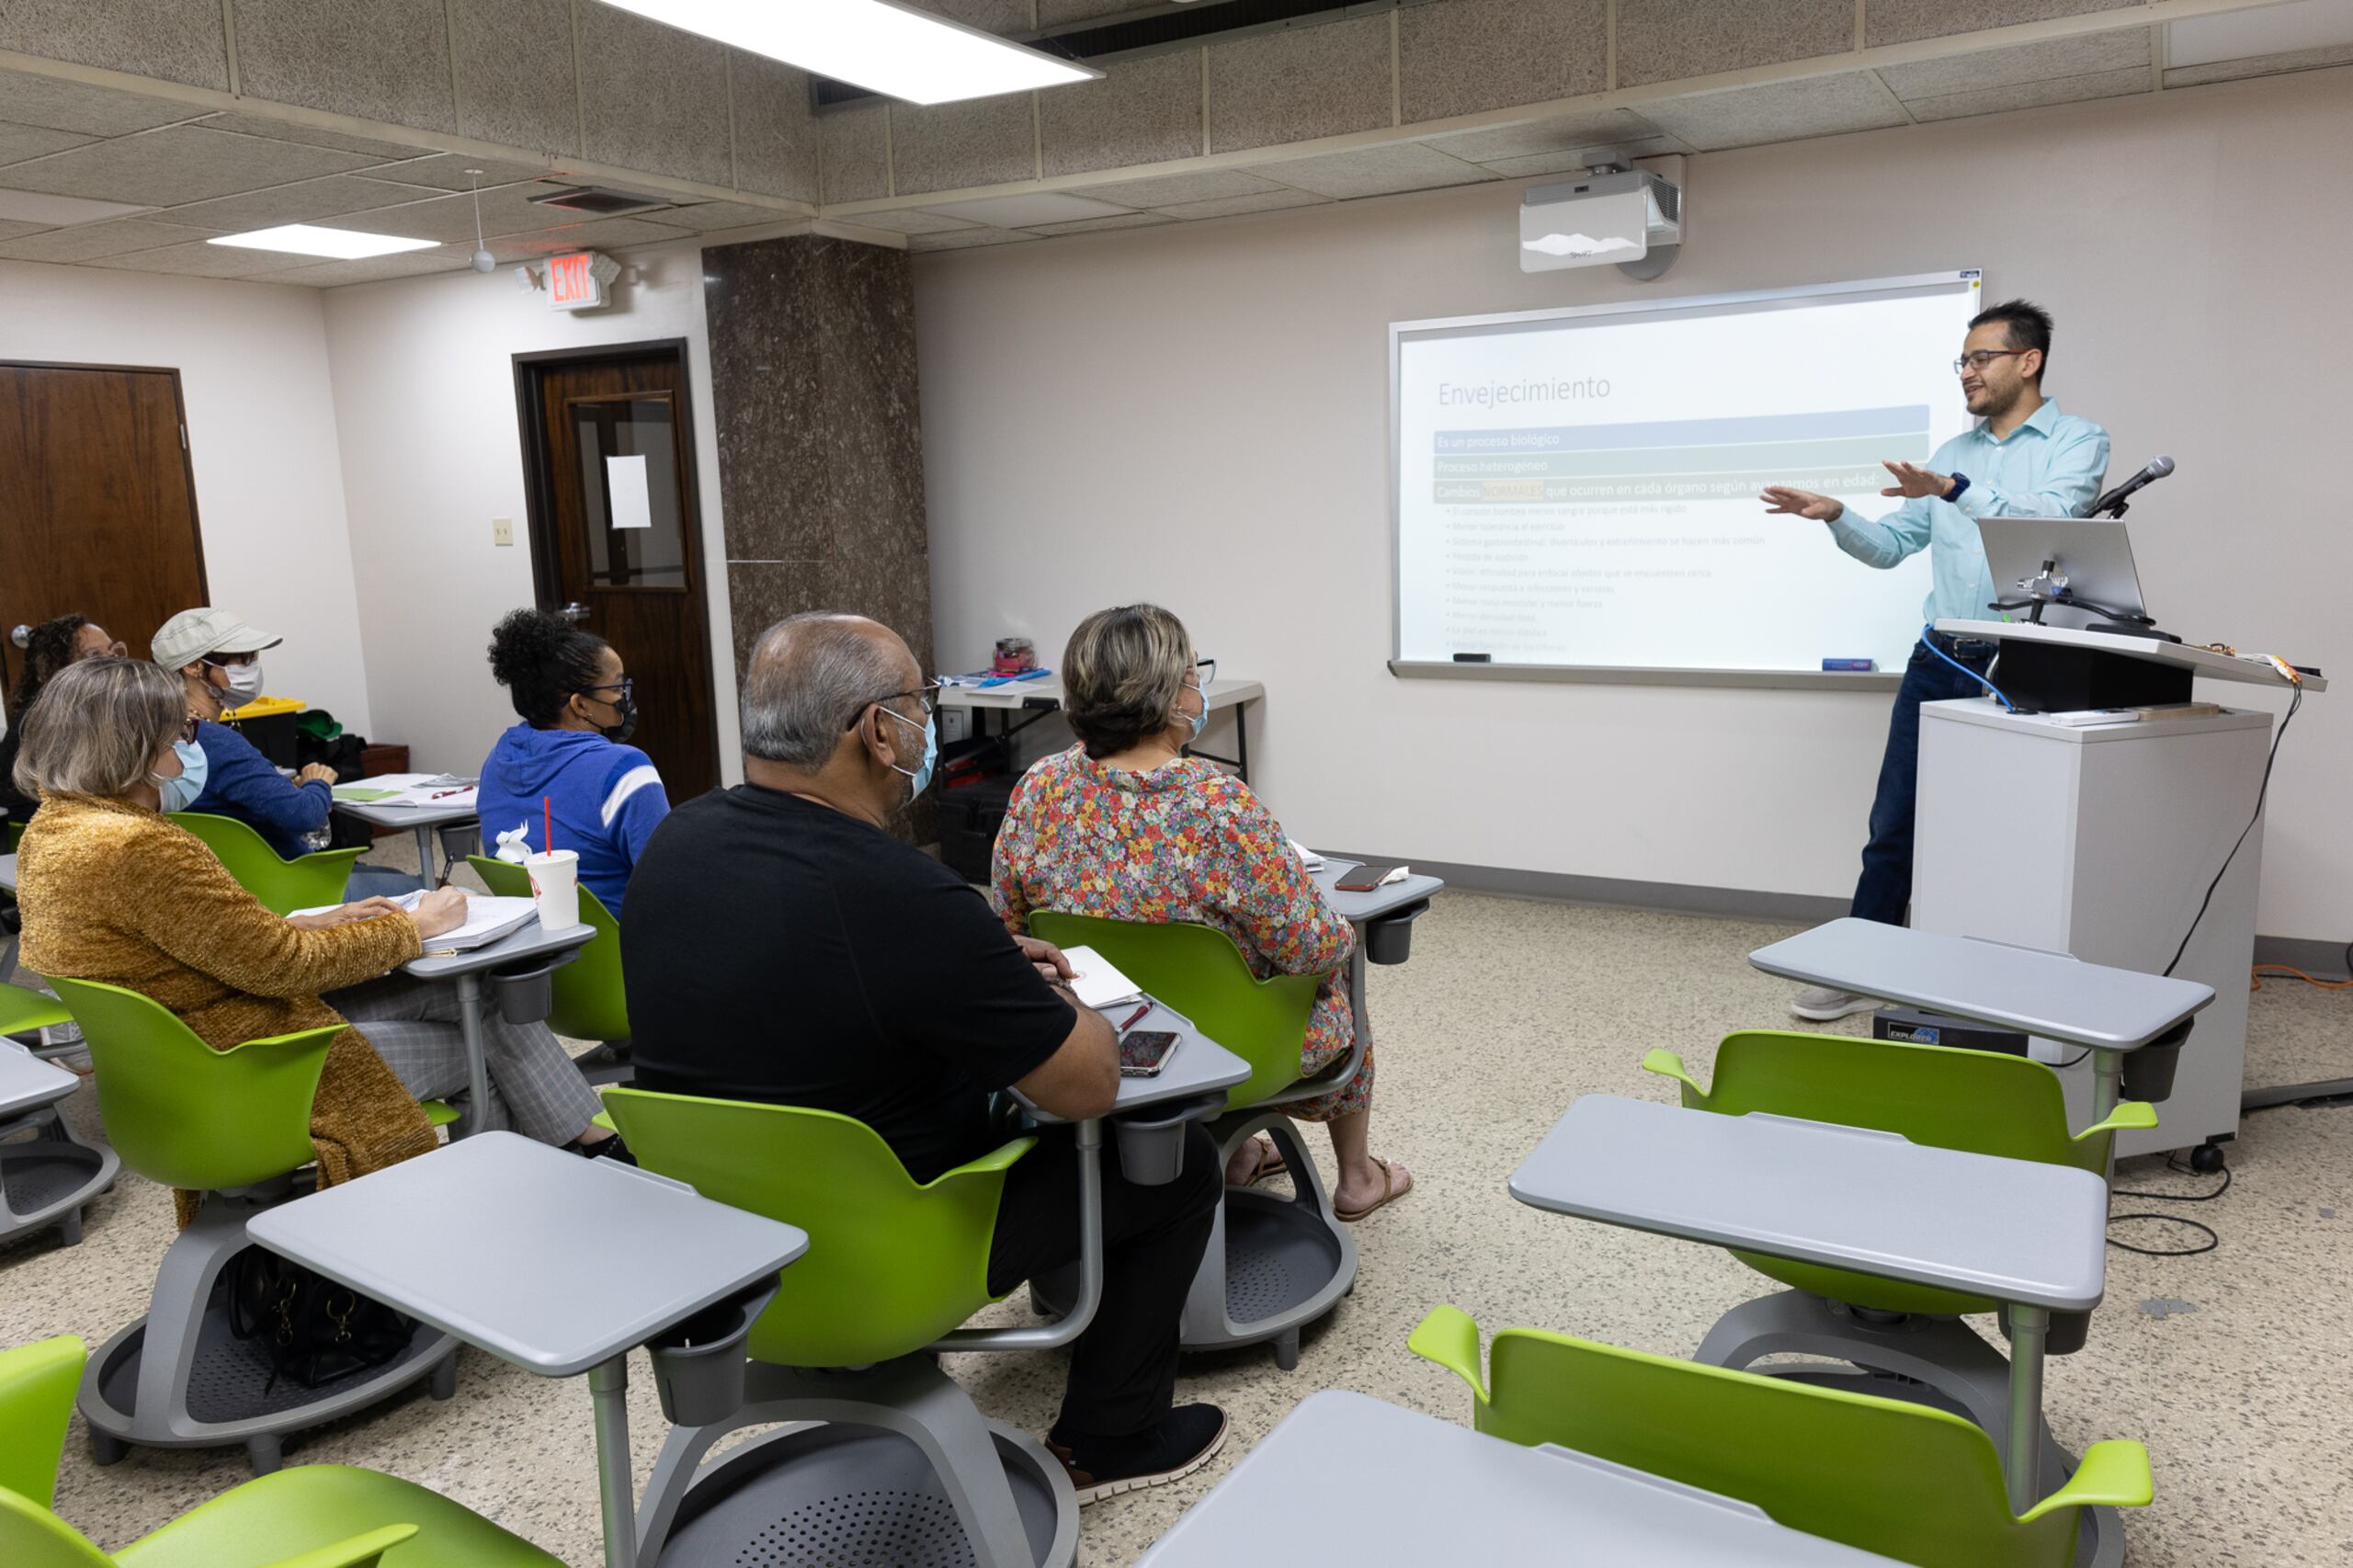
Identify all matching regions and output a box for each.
[1790,986,1879,1023]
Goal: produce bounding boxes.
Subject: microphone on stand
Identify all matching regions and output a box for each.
[2086,455,2175,518]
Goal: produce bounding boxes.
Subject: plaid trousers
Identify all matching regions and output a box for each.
[326,971,600,1144]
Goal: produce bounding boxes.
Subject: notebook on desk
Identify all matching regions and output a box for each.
[290,892,535,952]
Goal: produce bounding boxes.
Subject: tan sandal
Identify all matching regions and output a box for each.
[1335,1156,1414,1222]
[1227,1136,1289,1187]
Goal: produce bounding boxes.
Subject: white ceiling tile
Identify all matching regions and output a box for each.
[830,207,978,235]
[908,227,1038,252]
[1480,139,1682,178]
[358,152,560,190]
[655,200,803,233]
[164,174,452,230]
[1154,187,1329,221]
[0,218,48,240]
[2164,39,2353,85]
[1638,74,1909,152]
[1905,66,2151,122]
[1880,29,2149,101]
[2170,0,2353,67]
[1420,108,1667,165]
[0,71,202,137]
[1029,212,1176,236]
[485,216,697,261]
[190,110,431,161]
[267,248,478,287]
[84,238,318,278]
[1066,169,1283,208]
[1251,142,1490,199]
[0,125,374,206]
[323,181,642,244]
[0,188,151,225]
[923,191,1133,225]
[0,218,222,263]
[0,120,96,166]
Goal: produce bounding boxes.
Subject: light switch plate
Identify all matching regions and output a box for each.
[492,517,514,546]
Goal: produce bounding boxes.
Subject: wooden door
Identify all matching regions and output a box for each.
[0,363,207,693]
[517,344,720,801]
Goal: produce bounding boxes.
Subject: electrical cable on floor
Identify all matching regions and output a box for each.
[2108,1157,2229,1257]
[2161,683,2301,978]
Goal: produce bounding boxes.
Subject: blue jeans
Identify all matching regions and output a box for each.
[346,865,423,901]
[1851,636,1995,926]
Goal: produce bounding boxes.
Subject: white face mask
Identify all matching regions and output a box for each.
[210,658,264,705]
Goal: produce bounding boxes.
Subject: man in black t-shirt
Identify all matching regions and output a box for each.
[626,612,1227,1503]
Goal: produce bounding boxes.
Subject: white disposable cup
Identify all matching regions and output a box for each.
[525,849,580,930]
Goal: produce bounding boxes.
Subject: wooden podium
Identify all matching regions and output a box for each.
[1911,620,2322,1164]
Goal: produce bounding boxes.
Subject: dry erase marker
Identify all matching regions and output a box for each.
[1453,652,1492,664]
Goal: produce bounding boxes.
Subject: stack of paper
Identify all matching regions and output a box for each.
[290,892,536,953]
[1290,839,1326,871]
[1060,945,1145,1010]
[330,773,477,808]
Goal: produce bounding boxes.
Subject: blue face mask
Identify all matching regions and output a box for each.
[879,703,938,798]
[156,737,208,812]
[1180,678,1208,743]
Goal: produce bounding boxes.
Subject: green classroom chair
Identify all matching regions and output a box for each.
[0,983,71,1040]
[1411,1305,2149,1568]
[1024,912,1349,1369]
[466,857,628,1047]
[1642,1029,2155,1449]
[601,1087,1079,1568]
[167,812,365,917]
[46,979,458,1476]
[1,1335,563,1568]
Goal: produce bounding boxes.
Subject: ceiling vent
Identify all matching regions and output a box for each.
[527,185,669,217]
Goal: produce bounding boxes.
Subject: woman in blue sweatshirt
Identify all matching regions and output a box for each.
[477,609,668,915]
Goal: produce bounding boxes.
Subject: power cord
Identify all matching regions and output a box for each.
[2107,1157,2229,1257]
[1917,624,2018,711]
[2160,682,2302,978]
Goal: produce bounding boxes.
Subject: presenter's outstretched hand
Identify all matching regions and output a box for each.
[1879,460,1955,500]
[1760,485,1842,522]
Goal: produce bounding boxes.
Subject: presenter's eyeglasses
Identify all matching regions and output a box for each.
[1952,349,2028,374]
[847,682,942,729]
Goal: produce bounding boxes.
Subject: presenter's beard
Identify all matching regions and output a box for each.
[1962,380,2011,419]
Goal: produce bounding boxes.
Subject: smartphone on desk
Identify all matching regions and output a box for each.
[1119,1029,1180,1077]
[1335,864,1403,892]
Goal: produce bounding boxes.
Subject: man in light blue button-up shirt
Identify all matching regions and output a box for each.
[1762,300,2109,1020]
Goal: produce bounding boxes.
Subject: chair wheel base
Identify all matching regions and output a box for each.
[244,1434,282,1475]
[430,1355,459,1400]
[88,1428,128,1466]
[658,1419,1076,1568]
[2189,1142,2227,1175]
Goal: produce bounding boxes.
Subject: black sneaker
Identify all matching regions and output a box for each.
[579,1131,637,1165]
[1046,1403,1228,1505]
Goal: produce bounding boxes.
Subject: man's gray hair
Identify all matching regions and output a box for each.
[740,613,908,768]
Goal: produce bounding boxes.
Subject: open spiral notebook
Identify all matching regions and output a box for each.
[288,891,536,952]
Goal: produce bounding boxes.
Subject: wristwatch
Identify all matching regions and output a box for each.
[1944,472,1972,504]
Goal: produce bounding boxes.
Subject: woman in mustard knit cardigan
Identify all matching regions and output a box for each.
[12,658,609,1204]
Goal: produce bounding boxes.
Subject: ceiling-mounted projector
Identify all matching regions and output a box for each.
[1520,165,1682,281]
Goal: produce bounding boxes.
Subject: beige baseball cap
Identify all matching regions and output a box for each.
[152,608,281,672]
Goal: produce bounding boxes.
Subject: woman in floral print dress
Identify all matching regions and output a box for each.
[991,604,1412,1221]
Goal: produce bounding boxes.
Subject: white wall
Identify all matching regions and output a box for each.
[0,261,375,732]
[915,67,2353,941]
[316,243,737,780]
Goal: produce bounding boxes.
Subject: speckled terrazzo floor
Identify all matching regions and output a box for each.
[7,867,2351,1565]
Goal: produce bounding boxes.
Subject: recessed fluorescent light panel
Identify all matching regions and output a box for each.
[603,0,1100,105]
[209,224,440,259]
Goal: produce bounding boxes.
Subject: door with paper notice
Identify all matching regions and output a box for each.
[517,344,721,801]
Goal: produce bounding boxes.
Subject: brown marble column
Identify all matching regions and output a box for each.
[702,233,938,833]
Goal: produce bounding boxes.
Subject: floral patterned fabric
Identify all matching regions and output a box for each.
[991,746,1368,1121]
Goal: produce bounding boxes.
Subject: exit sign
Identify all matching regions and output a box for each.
[547,250,610,311]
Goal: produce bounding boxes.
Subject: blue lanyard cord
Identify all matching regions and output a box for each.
[1920,625,2017,712]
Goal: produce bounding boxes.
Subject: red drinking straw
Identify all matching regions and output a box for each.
[544,795,552,853]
